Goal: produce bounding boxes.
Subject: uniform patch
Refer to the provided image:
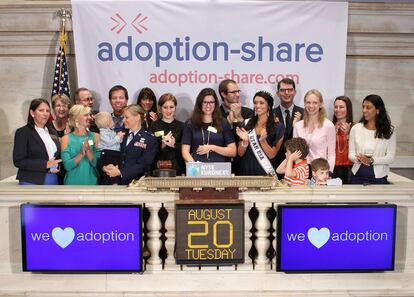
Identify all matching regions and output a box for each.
[134,141,147,149]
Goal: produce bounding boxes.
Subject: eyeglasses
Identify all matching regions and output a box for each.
[202,101,216,106]
[81,97,94,102]
[278,88,295,94]
[227,90,241,94]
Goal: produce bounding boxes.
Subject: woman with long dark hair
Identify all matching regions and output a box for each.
[348,94,395,184]
[235,91,284,176]
[181,88,236,163]
[136,87,158,129]
[332,96,354,184]
[13,98,61,185]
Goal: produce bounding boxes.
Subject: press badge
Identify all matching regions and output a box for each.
[207,126,217,133]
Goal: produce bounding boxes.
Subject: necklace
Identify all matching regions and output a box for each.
[201,125,211,161]
[336,132,347,154]
[335,122,350,154]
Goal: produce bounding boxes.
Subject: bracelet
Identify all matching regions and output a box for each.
[241,141,249,148]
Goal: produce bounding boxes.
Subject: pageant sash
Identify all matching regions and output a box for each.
[248,129,277,176]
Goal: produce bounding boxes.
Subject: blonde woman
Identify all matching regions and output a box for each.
[103,104,158,185]
[61,104,100,185]
[293,89,336,172]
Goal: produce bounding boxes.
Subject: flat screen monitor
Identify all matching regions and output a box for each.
[276,204,397,272]
[21,204,142,272]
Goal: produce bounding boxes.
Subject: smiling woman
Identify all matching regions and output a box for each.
[60,104,101,185]
[348,94,396,184]
[236,91,284,176]
[50,94,71,137]
[149,93,185,175]
[13,98,62,185]
[332,96,354,184]
[181,88,236,164]
[293,89,336,172]
[102,104,158,185]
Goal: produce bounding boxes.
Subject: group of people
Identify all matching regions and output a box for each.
[13,78,396,186]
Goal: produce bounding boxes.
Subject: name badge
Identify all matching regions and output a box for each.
[154,130,164,137]
[207,126,217,133]
[134,142,147,149]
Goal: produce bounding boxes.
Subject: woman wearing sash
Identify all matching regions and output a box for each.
[182,88,236,163]
[236,91,284,176]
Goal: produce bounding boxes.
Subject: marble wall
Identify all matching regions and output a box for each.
[0,1,413,179]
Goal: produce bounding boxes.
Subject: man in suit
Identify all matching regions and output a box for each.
[218,79,253,126]
[218,79,253,175]
[108,85,128,132]
[273,78,304,179]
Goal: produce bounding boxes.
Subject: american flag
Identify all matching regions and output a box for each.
[51,28,70,98]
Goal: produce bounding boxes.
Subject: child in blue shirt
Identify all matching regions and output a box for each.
[95,112,125,184]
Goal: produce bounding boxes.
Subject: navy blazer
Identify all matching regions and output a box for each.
[13,124,61,184]
[119,128,157,185]
[273,105,304,171]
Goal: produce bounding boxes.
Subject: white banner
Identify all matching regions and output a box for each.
[72,0,348,119]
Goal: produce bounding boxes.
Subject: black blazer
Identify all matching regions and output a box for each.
[273,105,304,140]
[119,128,158,185]
[273,105,304,172]
[13,124,61,185]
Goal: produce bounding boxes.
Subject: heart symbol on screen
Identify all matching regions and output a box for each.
[307,227,330,249]
[52,227,75,248]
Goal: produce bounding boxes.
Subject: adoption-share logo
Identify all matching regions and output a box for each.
[110,12,148,34]
[30,227,135,249]
[286,227,390,249]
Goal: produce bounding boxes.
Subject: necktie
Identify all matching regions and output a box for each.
[126,132,134,146]
[285,109,291,136]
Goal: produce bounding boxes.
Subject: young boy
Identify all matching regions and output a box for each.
[309,158,342,186]
[95,112,125,185]
[276,137,309,185]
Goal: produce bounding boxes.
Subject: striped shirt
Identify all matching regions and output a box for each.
[284,160,309,185]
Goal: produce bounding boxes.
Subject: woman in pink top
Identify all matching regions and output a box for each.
[293,89,336,172]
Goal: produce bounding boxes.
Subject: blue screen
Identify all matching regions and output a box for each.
[277,204,396,272]
[21,204,142,272]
